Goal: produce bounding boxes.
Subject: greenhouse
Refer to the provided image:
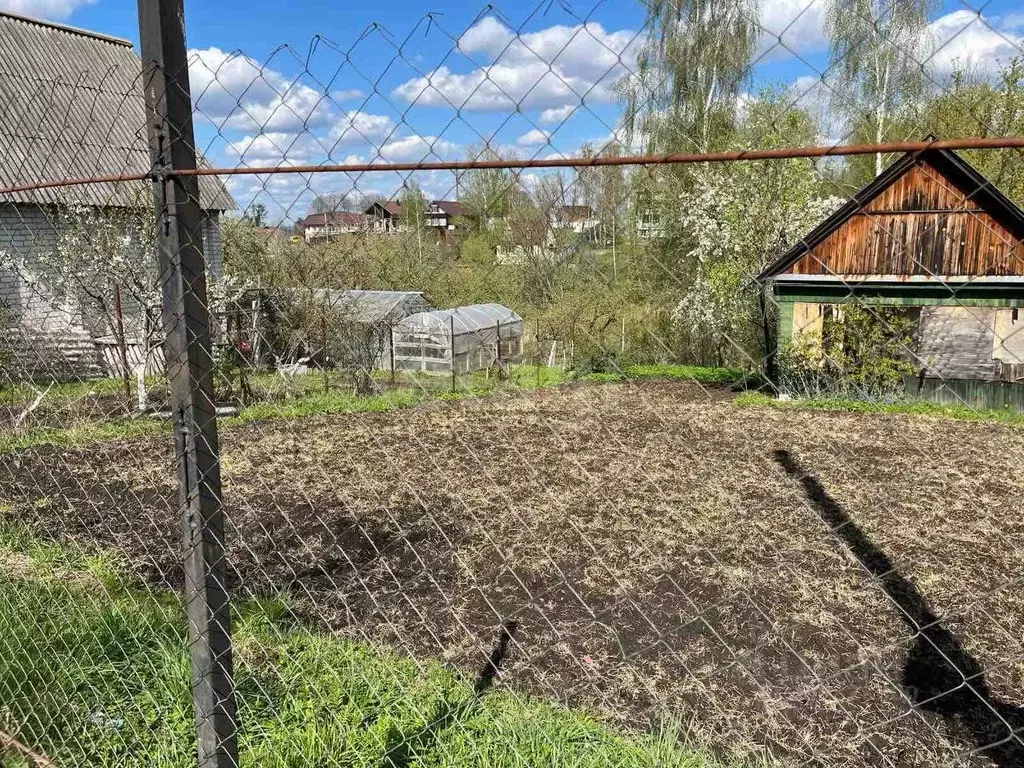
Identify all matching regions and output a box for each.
[393,304,524,374]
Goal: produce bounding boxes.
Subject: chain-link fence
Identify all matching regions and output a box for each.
[0,0,1023,766]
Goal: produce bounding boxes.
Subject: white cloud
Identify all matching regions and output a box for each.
[457,15,515,58]
[328,111,395,145]
[516,128,550,146]
[225,173,318,223]
[924,10,1023,78]
[1001,13,1024,33]
[0,0,94,20]
[224,112,394,165]
[753,4,1023,72]
[757,0,828,59]
[225,132,317,163]
[393,17,639,112]
[539,105,576,124]
[189,47,335,133]
[332,88,365,101]
[377,135,462,162]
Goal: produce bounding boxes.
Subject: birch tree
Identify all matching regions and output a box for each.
[827,0,936,177]
[624,0,759,152]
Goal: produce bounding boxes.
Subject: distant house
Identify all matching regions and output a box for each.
[0,11,234,380]
[550,205,600,240]
[425,201,465,236]
[300,211,371,243]
[366,201,403,233]
[759,145,1024,410]
[362,199,466,237]
[635,211,666,239]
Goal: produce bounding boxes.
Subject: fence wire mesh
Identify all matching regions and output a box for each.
[0,0,1023,767]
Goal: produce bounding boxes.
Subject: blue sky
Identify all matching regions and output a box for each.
[5,0,1023,222]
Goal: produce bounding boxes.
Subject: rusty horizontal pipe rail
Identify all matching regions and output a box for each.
[1,137,1023,196]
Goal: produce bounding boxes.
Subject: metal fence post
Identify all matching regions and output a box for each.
[450,313,457,391]
[137,1,239,766]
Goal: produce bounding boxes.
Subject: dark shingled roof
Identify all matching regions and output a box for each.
[300,211,371,228]
[429,200,464,216]
[0,11,234,210]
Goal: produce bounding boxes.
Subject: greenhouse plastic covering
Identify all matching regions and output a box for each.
[395,304,522,336]
[394,304,523,357]
[310,289,428,324]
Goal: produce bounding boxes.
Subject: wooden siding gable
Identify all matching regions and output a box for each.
[760,148,1024,281]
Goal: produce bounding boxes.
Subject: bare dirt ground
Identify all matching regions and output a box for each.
[1,380,1023,767]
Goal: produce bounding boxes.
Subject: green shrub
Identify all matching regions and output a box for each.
[780,305,917,401]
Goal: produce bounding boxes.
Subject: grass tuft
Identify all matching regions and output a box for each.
[0,527,734,768]
[0,365,749,453]
[734,391,1024,424]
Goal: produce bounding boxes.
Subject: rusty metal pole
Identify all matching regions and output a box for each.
[137,1,239,766]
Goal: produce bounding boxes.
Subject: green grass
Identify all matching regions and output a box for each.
[0,377,127,406]
[576,363,749,386]
[734,391,1024,425]
[0,417,171,453]
[0,364,746,453]
[0,375,169,407]
[0,528,734,768]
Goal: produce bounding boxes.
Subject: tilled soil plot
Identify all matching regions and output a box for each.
[2,381,1023,767]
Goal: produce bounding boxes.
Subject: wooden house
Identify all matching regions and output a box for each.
[365,201,403,233]
[425,200,464,232]
[299,211,371,243]
[759,146,1024,409]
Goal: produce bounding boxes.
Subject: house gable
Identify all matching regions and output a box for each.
[0,10,234,211]
[761,148,1024,282]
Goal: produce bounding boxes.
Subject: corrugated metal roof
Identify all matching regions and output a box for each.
[313,289,429,324]
[0,11,234,210]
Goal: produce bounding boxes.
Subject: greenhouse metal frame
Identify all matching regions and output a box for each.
[393,303,524,374]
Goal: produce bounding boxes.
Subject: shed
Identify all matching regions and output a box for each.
[393,304,524,374]
[307,289,432,371]
[759,144,1024,408]
[0,10,234,380]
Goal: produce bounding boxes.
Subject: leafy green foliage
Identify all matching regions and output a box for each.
[625,0,759,152]
[658,96,841,366]
[735,390,1024,425]
[826,0,936,178]
[780,305,918,400]
[898,56,1024,204]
